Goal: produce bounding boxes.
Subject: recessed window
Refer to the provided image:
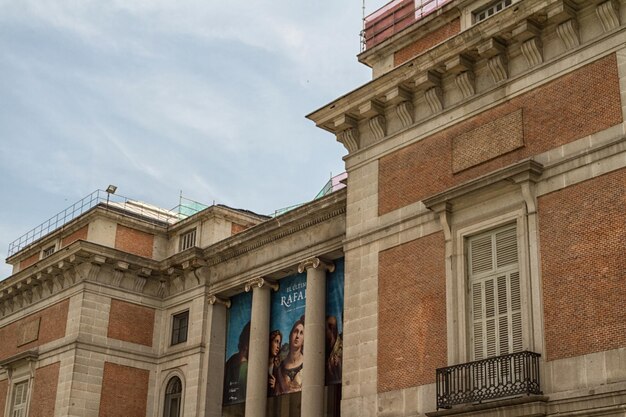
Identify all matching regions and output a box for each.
[171,311,189,345]
[178,228,196,251]
[42,245,55,258]
[474,0,512,23]
[11,380,29,417]
[164,376,183,417]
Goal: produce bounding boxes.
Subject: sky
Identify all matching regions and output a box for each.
[0,0,392,277]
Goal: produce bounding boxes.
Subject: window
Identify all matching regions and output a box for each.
[178,228,196,251]
[163,377,182,417]
[468,225,522,360]
[171,311,189,345]
[474,0,512,23]
[10,381,29,417]
[41,245,55,258]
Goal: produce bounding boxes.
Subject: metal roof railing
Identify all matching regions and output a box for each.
[7,190,210,258]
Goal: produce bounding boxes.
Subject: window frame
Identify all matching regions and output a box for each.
[178,228,197,252]
[7,376,31,417]
[473,0,513,24]
[170,310,189,346]
[41,244,56,259]
[449,209,537,364]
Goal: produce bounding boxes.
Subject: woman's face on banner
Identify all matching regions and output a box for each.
[271,334,281,356]
[290,323,304,351]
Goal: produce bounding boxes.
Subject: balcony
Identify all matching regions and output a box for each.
[435,351,542,410]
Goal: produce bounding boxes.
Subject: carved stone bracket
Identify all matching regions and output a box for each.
[297,257,335,274]
[112,261,129,287]
[425,87,444,113]
[157,278,169,299]
[446,55,475,100]
[396,101,414,128]
[244,277,279,293]
[478,38,508,84]
[521,37,543,68]
[386,87,414,128]
[334,114,360,153]
[487,55,508,84]
[359,101,386,140]
[208,294,232,308]
[556,19,580,50]
[369,115,386,140]
[86,255,106,281]
[455,72,475,99]
[596,0,620,32]
[132,268,151,293]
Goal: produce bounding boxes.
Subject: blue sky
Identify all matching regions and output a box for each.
[0,1,390,277]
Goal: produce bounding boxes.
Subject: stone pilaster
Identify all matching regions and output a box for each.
[298,257,335,417]
[244,278,278,417]
[205,295,231,417]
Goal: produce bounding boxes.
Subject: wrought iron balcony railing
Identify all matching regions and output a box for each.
[435,351,541,410]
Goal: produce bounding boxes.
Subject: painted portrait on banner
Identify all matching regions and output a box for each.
[223,291,252,406]
[267,258,345,397]
[325,258,344,385]
[268,272,307,396]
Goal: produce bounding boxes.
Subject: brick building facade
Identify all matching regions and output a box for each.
[1,0,625,416]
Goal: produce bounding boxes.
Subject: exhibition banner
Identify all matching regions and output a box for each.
[223,291,252,406]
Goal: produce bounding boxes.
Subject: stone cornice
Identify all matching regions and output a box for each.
[307,0,593,152]
[198,188,346,267]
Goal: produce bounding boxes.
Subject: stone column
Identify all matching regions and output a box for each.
[244,278,278,417]
[298,258,335,417]
[204,295,230,417]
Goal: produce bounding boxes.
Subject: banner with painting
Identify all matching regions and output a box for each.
[223,291,252,406]
[268,258,345,397]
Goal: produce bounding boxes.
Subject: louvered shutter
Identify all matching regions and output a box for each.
[11,381,28,417]
[469,225,522,360]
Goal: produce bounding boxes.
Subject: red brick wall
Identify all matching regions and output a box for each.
[394,18,460,66]
[379,54,623,215]
[0,379,7,417]
[29,362,60,417]
[19,252,39,271]
[0,299,69,361]
[231,223,249,235]
[539,168,626,361]
[61,225,88,247]
[107,299,155,347]
[378,232,447,392]
[99,362,150,417]
[114,224,154,258]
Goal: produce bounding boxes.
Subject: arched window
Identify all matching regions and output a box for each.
[164,376,182,417]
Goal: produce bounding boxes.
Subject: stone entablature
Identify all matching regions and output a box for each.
[307,0,624,156]
[0,189,347,320]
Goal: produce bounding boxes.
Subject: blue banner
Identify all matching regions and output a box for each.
[223,291,252,405]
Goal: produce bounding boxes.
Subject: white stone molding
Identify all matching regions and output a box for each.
[208,294,231,308]
[414,70,441,91]
[556,19,580,50]
[425,87,444,113]
[244,277,279,293]
[369,115,387,140]
[596,0,620,33]
[358,100,383,118]
[396,101,414,128]
[297,257,335,274]
[521,37,543,68]
[334,114,360,153]
[455,72,475,99]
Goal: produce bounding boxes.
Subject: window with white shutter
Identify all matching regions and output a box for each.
[11,381,28,417]
[468,225,522,360]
